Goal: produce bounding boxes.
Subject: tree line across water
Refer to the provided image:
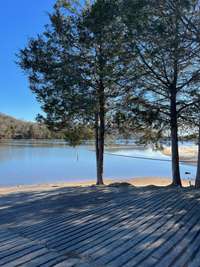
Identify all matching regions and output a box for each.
[17,0,200,187]
[0,113,93,140]
[0,113,54,139]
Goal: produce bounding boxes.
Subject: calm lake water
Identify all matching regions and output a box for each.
[0,140,197,186]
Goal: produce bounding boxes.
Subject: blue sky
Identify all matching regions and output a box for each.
[0,0,55,121]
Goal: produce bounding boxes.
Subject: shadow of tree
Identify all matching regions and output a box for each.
[0,185,200,266]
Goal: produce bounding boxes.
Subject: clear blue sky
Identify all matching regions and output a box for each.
[0,0,56,121]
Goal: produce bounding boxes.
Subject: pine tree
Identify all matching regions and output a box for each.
[18,0,127,185]
[121,0,200,186]
[179,0,200,187]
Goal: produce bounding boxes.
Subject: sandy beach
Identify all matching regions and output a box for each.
[163,146,198,164]
[0,176,193,195]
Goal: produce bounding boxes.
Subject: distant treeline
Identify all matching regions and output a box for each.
[0,113,92,139]
[0,113,63,139]
[0,113,196,142]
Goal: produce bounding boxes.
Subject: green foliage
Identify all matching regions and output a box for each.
[17,0,128,142]
[18,10,93,133]
[55,0,90,15]
[64,125,93,146]
[119,0,200,141]
[17,0,200,185]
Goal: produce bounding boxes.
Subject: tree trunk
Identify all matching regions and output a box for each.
[96,80,105,185]
[195,124,200,188]
[170,92,182,187]
[96,124,104,185]
[95,112,101,184]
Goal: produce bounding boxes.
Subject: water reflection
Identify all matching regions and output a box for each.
[0,141,197,186]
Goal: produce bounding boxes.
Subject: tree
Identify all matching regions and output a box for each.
[18,9,94,138]
[183,93,200,188]
[121,0,200,186]
[77,0,130,184]
[18,0,127,185]
[174,0,200,188]
[196,113,200,188]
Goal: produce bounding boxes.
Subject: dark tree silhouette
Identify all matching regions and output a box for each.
[18,0,127,185]
[121,0,200,186]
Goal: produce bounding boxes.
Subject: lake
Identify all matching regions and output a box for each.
[0,140,197,186]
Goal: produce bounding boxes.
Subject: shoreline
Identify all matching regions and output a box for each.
[0,177,193,195]
[163,146,198,164]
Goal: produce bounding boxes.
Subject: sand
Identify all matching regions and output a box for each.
[163,146,198,163]
[0,177,193,196]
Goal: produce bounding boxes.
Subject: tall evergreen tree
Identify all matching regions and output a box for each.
[183,93,200,188]
[76,0,129,184]
[121,0,200,186]
[181,1,200,187]
[18,0,127,185]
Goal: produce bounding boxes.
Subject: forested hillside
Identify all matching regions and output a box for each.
[0,113,95,140]
[0,113,59,139]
